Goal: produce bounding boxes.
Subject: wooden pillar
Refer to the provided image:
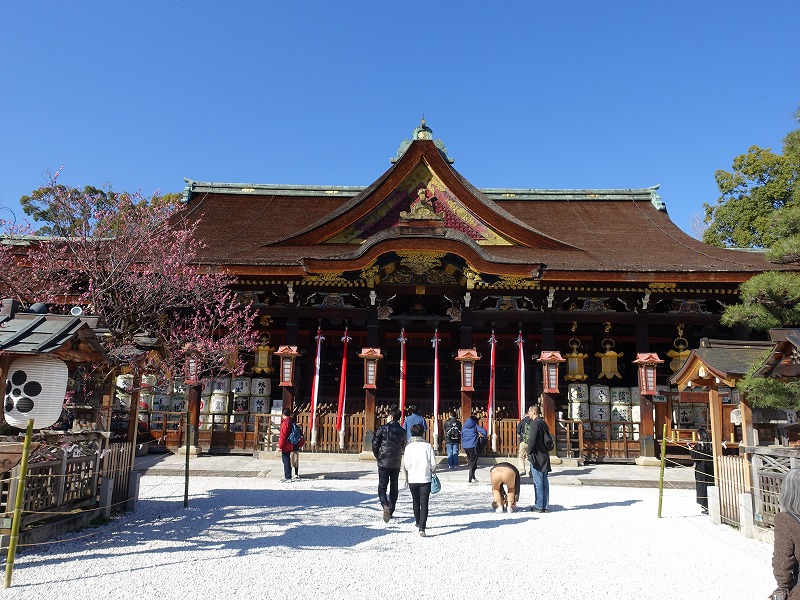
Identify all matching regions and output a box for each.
[461,390,473,422]
[542,392,556,440]
[740,398,754,490]
[708,387,724,487]
[367,308,379,347]
[282,386,295,413]
[636,315,656,457]
[187,385,201,449]
[362,388,376,453]
[460,308,473,349]
[286,305,298,345]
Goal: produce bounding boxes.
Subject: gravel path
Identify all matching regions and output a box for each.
[2,474,773,599]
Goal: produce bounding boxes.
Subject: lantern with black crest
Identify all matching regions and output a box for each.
[4,355,70,429]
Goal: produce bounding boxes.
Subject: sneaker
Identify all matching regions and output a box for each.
[292,476,301,481]
[279,478,292,483]
[418,529,426,537]
[495,506,504,514]
[470,478,480,485]
[382,506,391,523]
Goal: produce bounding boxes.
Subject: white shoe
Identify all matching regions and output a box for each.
[292,476,301,481]
[495,506,503,514]
[279,478,292,483]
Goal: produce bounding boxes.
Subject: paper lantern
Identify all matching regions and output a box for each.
[4,355,69,429]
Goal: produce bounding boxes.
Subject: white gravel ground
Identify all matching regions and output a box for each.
[2,475,773,599]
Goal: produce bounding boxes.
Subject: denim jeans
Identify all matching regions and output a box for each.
[281,451,292,480]
[409,482,432,531]
[377,467,401,514]
[446,443,459,468]
[530,464,549,510]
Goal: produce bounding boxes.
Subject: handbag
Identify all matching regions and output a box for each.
[430,472,441,494]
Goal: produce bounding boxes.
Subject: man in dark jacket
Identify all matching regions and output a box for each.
[372,408,407,522]
[526,405,553,512]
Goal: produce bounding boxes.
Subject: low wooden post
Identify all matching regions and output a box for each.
[362,388,376,453]
[4,420,33,589]
[739,398,754,491]
[708,388,724,488]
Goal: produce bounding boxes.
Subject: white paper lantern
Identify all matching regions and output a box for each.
[4,355,69,429]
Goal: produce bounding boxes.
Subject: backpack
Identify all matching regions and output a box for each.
[522,421,531,444]
[543,425,554,451]
[446,421,461,442]
[288,422,303,445]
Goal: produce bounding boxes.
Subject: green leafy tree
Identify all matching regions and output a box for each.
[709,106,800,408]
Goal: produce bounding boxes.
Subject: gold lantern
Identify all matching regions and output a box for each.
[633,352,664,395]
[667,325,690,374]
[455,348,481,391]
[358,347,383,389]
[253,345,276,374]
[537,351,566,394]
[595,339,623,380]
[564,338,588,381]
[275,345,300,387]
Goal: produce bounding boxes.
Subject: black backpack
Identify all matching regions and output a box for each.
[446,421,461,442]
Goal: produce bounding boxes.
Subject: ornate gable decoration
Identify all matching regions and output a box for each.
[327,162,513,246]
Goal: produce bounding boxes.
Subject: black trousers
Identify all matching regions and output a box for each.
[465,447,478,481]
[409,482,432,531]
[377,467,400,514]
[281,451,292,480]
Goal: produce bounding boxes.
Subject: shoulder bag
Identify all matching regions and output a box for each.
[430,472,441,494]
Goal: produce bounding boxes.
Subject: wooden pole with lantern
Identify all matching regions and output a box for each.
[633,352,664,466]
[275,345,300,411]
[537,351,565,449]
[359,347,383,453]
[455,349,480,423]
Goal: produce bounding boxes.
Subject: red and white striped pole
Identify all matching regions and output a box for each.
[309,327,324,446]
[336,328,351,450]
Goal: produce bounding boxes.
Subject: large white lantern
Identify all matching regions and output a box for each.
[4,355,69,429]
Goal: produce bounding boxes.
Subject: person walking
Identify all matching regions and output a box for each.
[461,414,487,484]
[443,409,461,469]
[490,462,521,513]
[402,422,437,537]
[771,468,800,600]
[371,408,407,522]
[403,404,427,440]
[516,406,534,476]
[277,408,297,483]
[689,427,714,514]
[527,405,553,512]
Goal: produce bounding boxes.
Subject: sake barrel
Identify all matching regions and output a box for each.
[171,396,187,413]
[569,401,590,421]
[249,396,268,414]
[199,415,213,431]
[610,387,631,405]
[629,387,641,421]
[232,377,251,396]
[589,384,610,404]
[200,378,213,398]
[251,377,272,398]
[172,381,189,398]
[231,415,246,432]
[589,403,610,421]
[141,374,157,393]
[152,394,171,412]
[199,396,209,414]
[115,374,134,394]
[139,393,153,411]
[568,383,589,420]
[209,392,228,414]
[232,396,249,414]
[610,403,630,422]
[116,393,132,411]
[212,377,231,394]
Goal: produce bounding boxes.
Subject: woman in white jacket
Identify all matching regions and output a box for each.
[402,423,437,537]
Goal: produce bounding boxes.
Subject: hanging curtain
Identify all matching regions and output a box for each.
[516,331,526,419]
[309,326,324,446]
[336,328,351,449]
[398,328,407,425]
[431,329,440,449]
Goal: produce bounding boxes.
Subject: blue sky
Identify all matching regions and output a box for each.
[1,1,798,236]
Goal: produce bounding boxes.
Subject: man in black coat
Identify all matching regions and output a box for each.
[372,408,407,522]
[526,405,553,513]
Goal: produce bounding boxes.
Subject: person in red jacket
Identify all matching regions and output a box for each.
[277,408,298,482]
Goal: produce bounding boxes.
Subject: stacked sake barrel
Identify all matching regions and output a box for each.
[589,385,610,439]
[199,379,213,430]
[115,374,134,411]
[567,383,590,438]
[249,377,272,432]
[231,376,251,433]
[610,387,632,439]
[629,387,641,440]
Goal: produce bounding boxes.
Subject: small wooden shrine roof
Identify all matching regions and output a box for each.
[179,122,780,283]
[670,338,776,390]
[753,329,800,380]
[0,313,107,364]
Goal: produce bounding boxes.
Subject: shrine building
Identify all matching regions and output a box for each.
[171,120,779,462]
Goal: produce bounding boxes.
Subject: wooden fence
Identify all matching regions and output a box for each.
[100,442,134,511]
[742,446,800,528]
[716,455,746,528]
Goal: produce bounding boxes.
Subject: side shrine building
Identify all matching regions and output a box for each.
[175,120,777,462]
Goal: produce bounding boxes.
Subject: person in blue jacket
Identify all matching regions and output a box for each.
[403,404,427,441]
[461,414,487,484]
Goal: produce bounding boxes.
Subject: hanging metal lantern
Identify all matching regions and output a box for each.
[633,352,664,395]
[455,348,481,392]
[564,338,588,381]
[253,345,275,374]
[275,345,300,387]
[358,347,383,389]
[4,355,69,429]
[667,327,690,374]
[537,350,566,394]
[595,338,623,380]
